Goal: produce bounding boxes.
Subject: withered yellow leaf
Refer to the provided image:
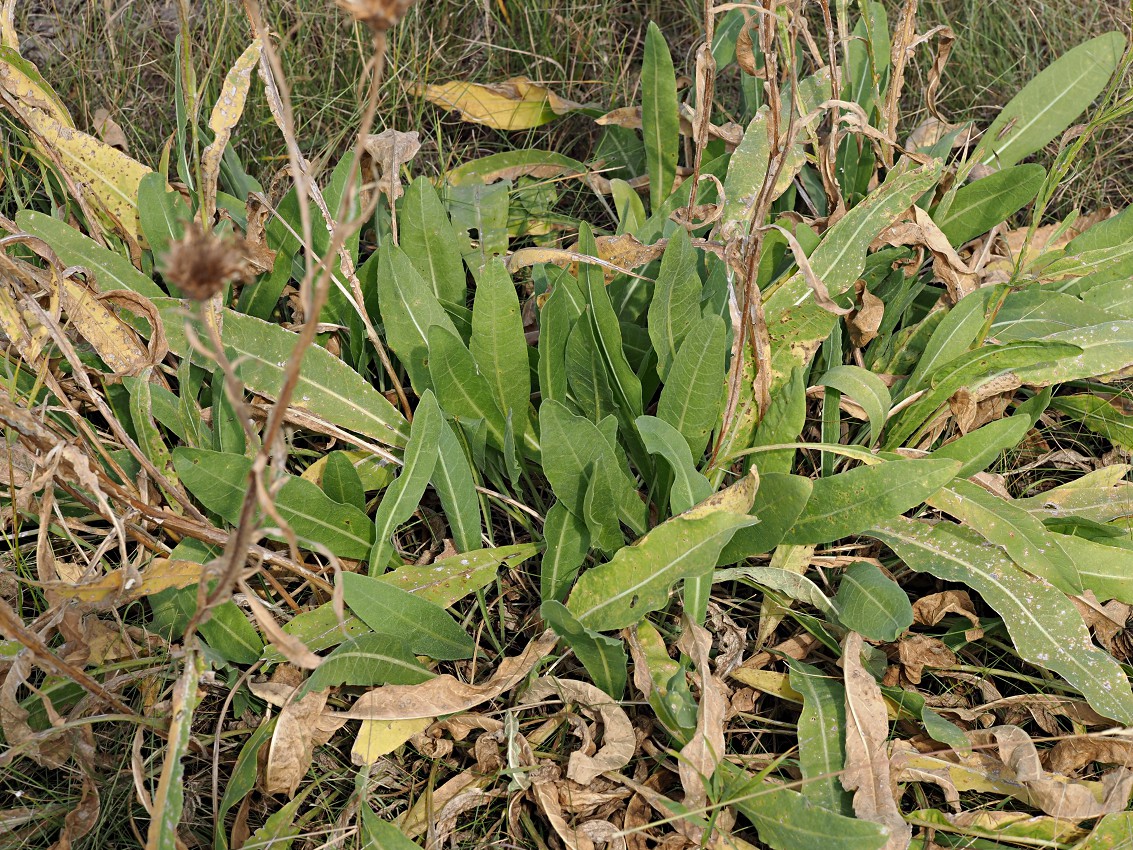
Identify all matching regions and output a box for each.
[52,558,206,605]
[415,76,584,130]
[0,45,74,127]
[351,717,431,765]
[201,39,262,222]
[57,270,151,375]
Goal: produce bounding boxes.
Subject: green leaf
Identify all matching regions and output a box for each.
[870,517,1133,724]
[784,458,960,546]
[637,415,713,515]
[715,565,837,620]
[1068,206,1133,254]
[540,502,591,603]
[971,32,1127,169]
[648,228,701,379]
[173,448,373,559]
[537,280,578,405]
[932,416,1031,479]
[359,807,422,850]
[209,368,245,456]
[377,242,460,393]
[138,171,189,263]
[1055,534,1133,606]
[432,419,482,553]
[718,473,814,563]
[443,181,510,275]
[427,324,507,449]
[567,473,759,631]
[157,300,409,447]
[786,660,852,815]
[815,365,891,446]
[400,176,467,305]
[901,288,996,399]
[657,315,727,459]
[933,164,1046,246]
[321,451,366,511]
[719,762,887,850]
[1052,394,1133,449]
[1013,322,1133,386]
[237,251,293,321]
[541,601,627,699]
[833,562,913,642]
[930,479,1083,594]
[470,258,531,430]
[642,21,679,209]
[302,632,433,693]
[991,288,1109,341]
[341,572,475,660]
[719,110,771,239]
[128,370,175,476]
[446,149,586,186]
[261,602,370,663]
[370,392,443,572]
[380,544,538,607]
[566,316,618,423]
[745,367,807,474]
[215,717,275,850]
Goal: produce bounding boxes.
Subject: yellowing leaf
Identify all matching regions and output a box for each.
[351,718,431,765]
[57,270,151,375]
[49,558,206,605]
[415,76,585,130]
[0,45,74,127]
[201,39,262,222]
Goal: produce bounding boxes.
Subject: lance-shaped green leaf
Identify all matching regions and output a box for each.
[933,164,1046,246]
[815,365,891,446]
[377,242,459,393]
[1055,534,1133,605]
[783,458,960,546]
[971,32,1126,169]
[787,659,852,816]
[567,473,759,631]
[718,473,814,564]
[719,110,771,240]
[400,176,467,305]
[157,300,409,447]
[657,314,727,459]
[648,228,701,379]
[637,415,713,515]
[541,501,590,603]
[173,448,373,560]
[537,281,578,405]
[901,287,997,399]
[833,562,913,642]
[1013,322,1133,386]
[262,603,370,662]
[541,601,627,699]
[321,451,366,511]
[380,543,538,607]
[215,717,275,850]
[1016,466,1133,523]
[432,419,482,553]
[642,21,679,209]
[341,571,475,660]
[471,258,531,429]
[714,565,837,621]
[147,649,203,850]
[870,517,1133,724]
[930,479,1082,594]
[302,632,433,693]
[718,761,887,850]
[427,325,507,449]
[370,392,443,573]
[566,316,618,423]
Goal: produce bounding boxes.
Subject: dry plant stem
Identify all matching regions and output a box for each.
[187,3,388,641]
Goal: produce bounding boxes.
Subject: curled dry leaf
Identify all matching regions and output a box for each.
[841,632,912,850]
[1045,736,1133,777]
[337,629,557,721]
[92,107,127,152]
[896,634,957,685]
[911,590,982,641]
[520,677,635,785]
[848,280,885,348]
[873,206,978,302]
[262,688,330,796]
[362,129,421,203]
[676,617,726,818]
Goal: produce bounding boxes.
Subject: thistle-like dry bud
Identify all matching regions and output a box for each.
[335,0,418,32]
[160,222,252,301]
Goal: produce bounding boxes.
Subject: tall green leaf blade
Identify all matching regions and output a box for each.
[377,242,459,393]
[648,227,701,379]
[971,32,1126,169]
[432,419,482,554]
[138,171,190,262]
[303,632,434,692]
[427,324,507,449]
[321,451,366,511]
[933,164,1046,246]
[784,458,960,545]
[541,501,591,603]
[642,21,679,209]
[172,448,373,559]
[370,391,443,572]
[833,562,913,642]
[901,288,996,398]
[567,474,759,631]
[719,110,772,240]
[566,317,618,423]
[158,301,409,447]
[637,415,713,515]
[786,659,852,816]
[1012,321,1133,386]
[718,473,813,563]
[470,259,531,428]
[400,176,467,305]
[745,367,808,474]
[1051,534,1133,605]
[379,543,538,608]
[215,717,276,850]
[657,315,727,459]
[537,281,577,405]
[870,517,1133,724]
[340,571,475,660]
[815,365,891,446]
[541,601,627,699]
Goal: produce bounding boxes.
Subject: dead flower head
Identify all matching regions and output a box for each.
[160,222,252,301]
[335,0,418,32]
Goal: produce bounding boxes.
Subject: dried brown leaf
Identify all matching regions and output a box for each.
[874,207,978,302]
[262,688,330,796]
[897,634,957,685]
[675,618,726,831]
[912,590,982,641]
[848,281,885,348]
[841,632,911,850]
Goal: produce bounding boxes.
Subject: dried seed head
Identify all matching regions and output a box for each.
[160,222,252,301]
[335,0,417,32]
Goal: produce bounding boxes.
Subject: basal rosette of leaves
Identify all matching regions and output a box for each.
[1,2,1133,848]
